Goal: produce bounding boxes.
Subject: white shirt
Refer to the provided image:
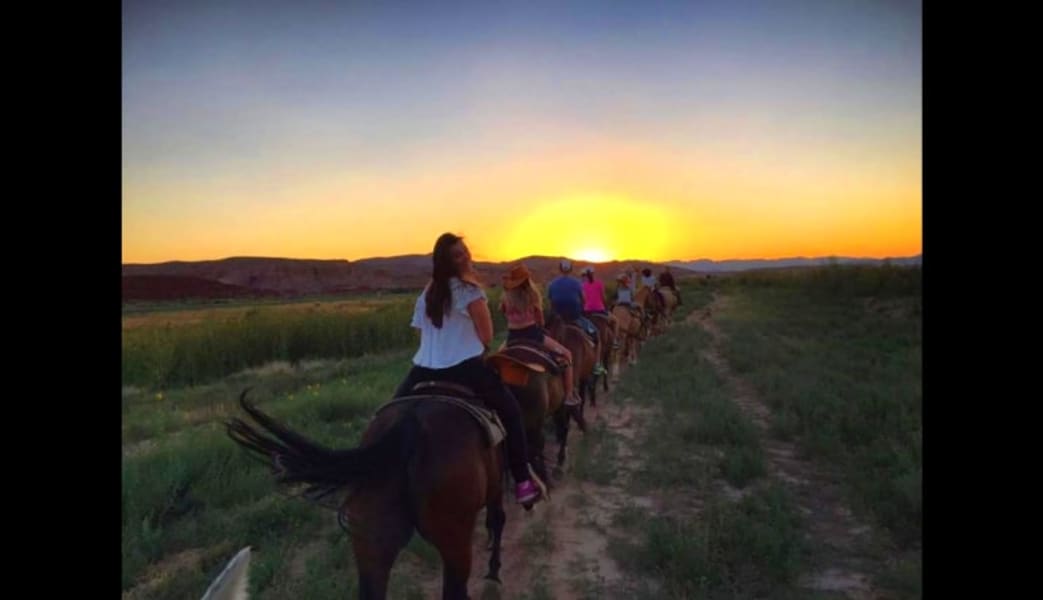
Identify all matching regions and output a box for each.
[410,277,487,369]
[641,275,657,288]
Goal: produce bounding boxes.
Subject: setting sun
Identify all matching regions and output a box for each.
[574,248,611,263]
[496,193,675,262]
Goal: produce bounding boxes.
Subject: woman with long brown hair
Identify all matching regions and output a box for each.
[393,233,543,505]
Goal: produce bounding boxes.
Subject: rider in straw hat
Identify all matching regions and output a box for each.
[500,264,581,406]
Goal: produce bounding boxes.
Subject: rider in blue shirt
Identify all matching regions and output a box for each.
[547,259,601,353]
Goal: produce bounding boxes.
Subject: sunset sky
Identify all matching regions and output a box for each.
[122,0,921,264]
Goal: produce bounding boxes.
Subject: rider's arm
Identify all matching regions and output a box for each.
[467,298,494,347]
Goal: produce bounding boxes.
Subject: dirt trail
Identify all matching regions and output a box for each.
[687,295,884,599]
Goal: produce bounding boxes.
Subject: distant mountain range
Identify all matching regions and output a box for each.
[122,253,921,302]
[122,255,672,302]
[667,255,922,273]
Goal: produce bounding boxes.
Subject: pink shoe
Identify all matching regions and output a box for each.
[515,480,542,504]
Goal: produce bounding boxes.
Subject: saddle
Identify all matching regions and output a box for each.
[487,340,569,387]
[375,381,506,447]
[567,323,598,349]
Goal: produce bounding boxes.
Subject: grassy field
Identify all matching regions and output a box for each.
[122,348,444,599]
[714,267,921,544]
[122,288,517,390]
[121,269,921,598]
[594,292,809,599]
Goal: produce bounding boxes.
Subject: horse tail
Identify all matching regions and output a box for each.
[225,389,420,501]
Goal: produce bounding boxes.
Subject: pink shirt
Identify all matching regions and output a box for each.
[503,302,539,329]
[582,280,606,312]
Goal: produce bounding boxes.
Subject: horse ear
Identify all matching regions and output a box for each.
[201,546,251,600]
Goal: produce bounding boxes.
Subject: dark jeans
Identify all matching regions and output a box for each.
[507,324,545,344]
[394,357,530,484]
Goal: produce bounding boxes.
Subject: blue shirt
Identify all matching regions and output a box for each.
[548,275,584,319]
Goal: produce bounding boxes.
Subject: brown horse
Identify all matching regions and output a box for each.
[545,315,598,432]
[609,303,642,381]
[634,288,667,338]
[586,312,617,401]
[486,346,569,485]
[633,287,659,341]
[226,389,507,600]
[653,288,679,334]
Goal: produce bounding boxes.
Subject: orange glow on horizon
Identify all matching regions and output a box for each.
[122,136,921,264]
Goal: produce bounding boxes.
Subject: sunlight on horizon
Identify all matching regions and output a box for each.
[498,193,675,263]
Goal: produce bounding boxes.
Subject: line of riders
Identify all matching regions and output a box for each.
[393,233,682,507]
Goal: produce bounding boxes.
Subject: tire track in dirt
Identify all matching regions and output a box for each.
[687,295,884,599]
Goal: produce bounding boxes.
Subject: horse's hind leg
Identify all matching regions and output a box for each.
[424,513,478,600]
[554,406,570,469]
[352,509,413,600]
[529,423,550,486]
[589,371,597,407]
[484,497,506,582]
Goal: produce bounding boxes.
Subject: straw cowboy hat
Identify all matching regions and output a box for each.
[502,265,533,290]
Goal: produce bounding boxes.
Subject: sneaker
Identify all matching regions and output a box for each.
[515,480,541,504]
[564,391,581,407]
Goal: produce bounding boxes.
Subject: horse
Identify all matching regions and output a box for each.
[487,344,569,483]
[609,302,642,381]
[586,311,618,402]
[633,287,659,342]
[225,388,508,600]
[544,314,598,433]
[653,287,679,333]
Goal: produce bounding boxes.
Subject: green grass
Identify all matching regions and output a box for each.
[672,278,716,317]
[570,419,622,486]
[122,349,413,445]
[597,297,802,597]
[121,349,416,597]
[122,299,418,388]
[613,320,767,491]
[714,267,921,546]
[610,484,806,599]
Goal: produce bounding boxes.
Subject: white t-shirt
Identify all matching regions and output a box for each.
[641,275,657,289]
[410,277,487,369]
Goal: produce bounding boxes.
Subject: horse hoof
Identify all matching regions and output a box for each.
[485,574,502,584]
